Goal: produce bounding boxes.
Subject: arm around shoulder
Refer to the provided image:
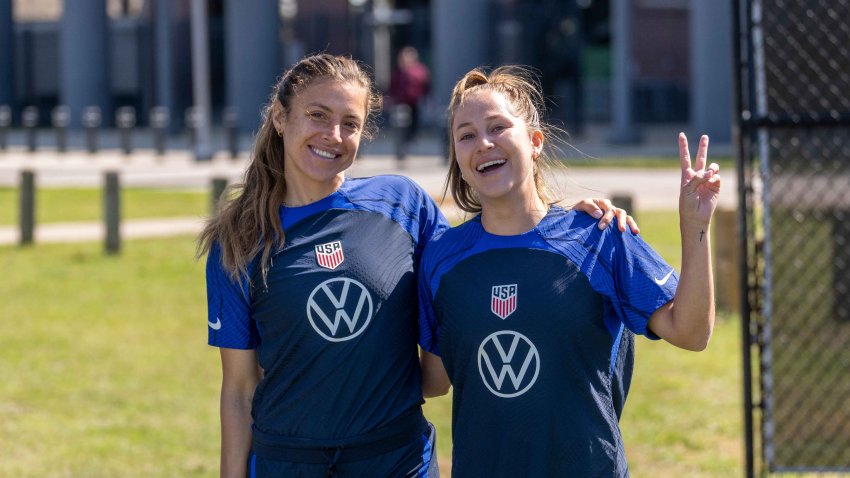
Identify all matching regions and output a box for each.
[420,349,451,398]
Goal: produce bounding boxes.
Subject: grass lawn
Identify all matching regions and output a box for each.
[0,187,210,226]
[1,209,747,477]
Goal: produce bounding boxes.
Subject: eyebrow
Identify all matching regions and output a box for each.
[454,114,507,132]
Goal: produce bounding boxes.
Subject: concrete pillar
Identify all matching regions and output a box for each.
[190,0,212,160]
[224,0,280,133]
[431,0,490,114]
[61,0,111,128]
[691,0,732,142]
[0,0,13,107]
[153,0,175,118]
[608,0,640,144]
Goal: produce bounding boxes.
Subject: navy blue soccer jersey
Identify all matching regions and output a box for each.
[206,175,447,451]
[418,206,678,477]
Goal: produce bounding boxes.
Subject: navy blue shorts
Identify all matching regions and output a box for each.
[248,422,439,478]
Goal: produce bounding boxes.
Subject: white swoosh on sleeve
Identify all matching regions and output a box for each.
[653,270,674,286]
[208,317,222,330]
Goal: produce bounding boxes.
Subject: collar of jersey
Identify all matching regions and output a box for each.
[279,187,350,230]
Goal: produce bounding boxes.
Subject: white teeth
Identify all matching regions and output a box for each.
[477,159,506,172]
[311,147,337,159]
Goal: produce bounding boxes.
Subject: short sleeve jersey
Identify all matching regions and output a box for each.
[207,175,448,440]
[418,207,678,477]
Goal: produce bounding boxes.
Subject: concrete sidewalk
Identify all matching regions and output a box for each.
[0,125,737,245]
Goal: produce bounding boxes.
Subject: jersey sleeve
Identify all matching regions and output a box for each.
[414,182,450,262]
[599,228,678,338]
[544,212,677,339]
[205,243,258,349]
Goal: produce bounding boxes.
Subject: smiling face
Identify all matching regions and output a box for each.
[451,88,544,208]
[273,79,368,205]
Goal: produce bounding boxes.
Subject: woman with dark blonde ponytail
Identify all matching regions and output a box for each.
[418,66,721,476]
[199,54,633,478]
[199,54,445,478]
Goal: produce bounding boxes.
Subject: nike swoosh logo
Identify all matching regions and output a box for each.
[208,317,222,330]
[654,270,674,286]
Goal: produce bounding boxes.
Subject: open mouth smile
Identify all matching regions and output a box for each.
[310,146,340,159]
[476,159,506,173]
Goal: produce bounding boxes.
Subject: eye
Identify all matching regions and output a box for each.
[491,124,506,134]
[308,111,327,121]
[458,132,474,141]
[344,120,361,131]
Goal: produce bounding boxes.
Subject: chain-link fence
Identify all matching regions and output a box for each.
[736,0,850,475]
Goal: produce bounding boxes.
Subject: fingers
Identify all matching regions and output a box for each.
[598,204,616,230]
[694,135,709,172]
[625,214,640,235]
[615,208,628,232]
[574,197,605,219]
[678,132,692,171]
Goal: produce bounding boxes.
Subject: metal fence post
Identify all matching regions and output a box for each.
[22,106,38,152]
[224,107,239,159]
[104,171,121,254]
[20,170,35,245]
[116,106,136,155]
[0,105,10,150]
[150,106,170,155]
[52,105,70,153]
[83,106,102,154]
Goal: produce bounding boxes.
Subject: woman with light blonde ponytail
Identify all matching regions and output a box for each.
[419,66,721,476]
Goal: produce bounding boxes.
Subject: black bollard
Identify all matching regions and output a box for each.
[150,106,170,155]
[611,194,635,223]
[20,170,35,245]
[0,105,10,150]
[52,106,71,153]
[116,106,136,155]
[22,106,38,152]
[83,106,102,154]
[211,177,228,215]
[104,171,121,255]
[223,107,239,159]
[184,107,198,149]
[390,104,412,164]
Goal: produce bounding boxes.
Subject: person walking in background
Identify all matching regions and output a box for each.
[418,66,721,477]
[388,46,431,165]
[198,54,633,478]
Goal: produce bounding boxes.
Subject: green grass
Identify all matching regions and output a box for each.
[0,238,218,477]
[560,155,734,171]
[0,187,210,226]
[0,212,745,477]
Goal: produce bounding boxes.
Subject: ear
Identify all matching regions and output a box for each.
[530,129,544,158]
[271,101,285,135]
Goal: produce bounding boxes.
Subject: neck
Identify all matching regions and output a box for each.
[283,175,344,206]
[479,194,548,236]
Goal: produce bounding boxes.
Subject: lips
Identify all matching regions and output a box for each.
[476,158,506,173]
[310,146,340,159]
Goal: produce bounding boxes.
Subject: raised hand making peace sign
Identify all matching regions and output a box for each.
[678,133,721,226]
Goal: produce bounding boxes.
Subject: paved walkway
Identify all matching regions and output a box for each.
[0,126,737,245]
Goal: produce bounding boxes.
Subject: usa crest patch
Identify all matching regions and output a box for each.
[491,284,518,320]
[315,241,344,270]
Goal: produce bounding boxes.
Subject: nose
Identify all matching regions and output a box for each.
[477,134,495,152]
[323,123,342,144]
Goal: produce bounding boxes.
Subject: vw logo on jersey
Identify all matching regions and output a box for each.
[306,277,373,342]
[315,240,344,270]
[491,284,518,320]
[477,331,540,398]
